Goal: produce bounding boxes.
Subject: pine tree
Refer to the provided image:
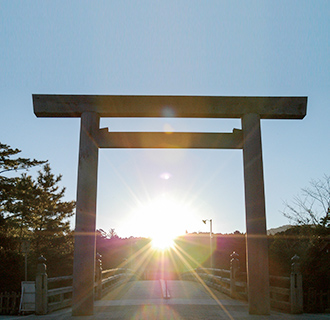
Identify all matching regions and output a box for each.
[0,142,45,175]
[0,142,46,224]
[0,143,45,291]
[9,164,76,277]
[0,143,75,289]
[30,164,75,273]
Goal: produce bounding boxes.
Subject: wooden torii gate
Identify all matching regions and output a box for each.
[33,95,307,316]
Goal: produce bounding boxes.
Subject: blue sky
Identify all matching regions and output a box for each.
[1,1,329,237]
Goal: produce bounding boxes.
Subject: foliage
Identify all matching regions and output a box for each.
[95,230,247,280]
[0,143,75,291]
[283,175,330,227]
[0,142,45,220]
[98,228,119,240]
[175,232,246,272]
[0,142,46,175]
[0,248,24,292]
[268,224,330,292]
[96,230,147,270]
[276,174,330,295]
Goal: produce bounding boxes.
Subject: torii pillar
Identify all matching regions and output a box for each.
[72,112,99,315]
[33,95,307,316]
[242,113,269,314]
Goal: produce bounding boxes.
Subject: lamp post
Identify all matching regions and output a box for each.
[202,219,213,269]
[21,240,30,281]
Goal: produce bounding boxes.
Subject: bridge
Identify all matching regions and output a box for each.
[93,279,247,319]
[3,275,329,319]
[4,254,327,319]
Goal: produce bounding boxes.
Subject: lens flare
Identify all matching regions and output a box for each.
[129,195,195,251]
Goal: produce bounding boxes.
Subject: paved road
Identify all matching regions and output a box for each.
[1,280,329,319]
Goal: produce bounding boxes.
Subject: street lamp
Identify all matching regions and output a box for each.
[202,219,213,269]
[21,239,30,281]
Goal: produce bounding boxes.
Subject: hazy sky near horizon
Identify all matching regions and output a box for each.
[1,1,329,237]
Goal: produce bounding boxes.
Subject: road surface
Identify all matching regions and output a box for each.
[1,280,329,319]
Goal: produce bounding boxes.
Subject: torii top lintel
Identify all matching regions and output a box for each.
[33,95,307,119]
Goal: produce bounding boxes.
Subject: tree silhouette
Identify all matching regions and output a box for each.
[283,175,330,227]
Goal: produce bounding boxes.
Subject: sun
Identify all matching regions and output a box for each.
[129,195,194,250]
[151,236,174,250]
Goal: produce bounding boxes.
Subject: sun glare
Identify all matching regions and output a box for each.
[151,236,174,250]
[129,195,194,250]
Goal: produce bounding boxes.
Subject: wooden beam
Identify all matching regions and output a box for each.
[33,95,307,119]
[72,112,99,316]
[96,129,243,149]
[242,113,270,315]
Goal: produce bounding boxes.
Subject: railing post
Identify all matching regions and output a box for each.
[95,253,102,300]
[230,251,240,298]
[290,254,303,314]
[35,255,47,315]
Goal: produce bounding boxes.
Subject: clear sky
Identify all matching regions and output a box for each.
[1,1,329,238]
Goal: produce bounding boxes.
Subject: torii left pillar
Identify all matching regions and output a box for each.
[72,112,99,316]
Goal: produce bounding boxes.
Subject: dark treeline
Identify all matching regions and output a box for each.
[269,225,330,292]
[95,230,247,279]
[95,226,329,295]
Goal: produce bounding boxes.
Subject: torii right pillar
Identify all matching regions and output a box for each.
[242,113,270,315]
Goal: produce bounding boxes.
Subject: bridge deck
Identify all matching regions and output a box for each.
[1,280,329,319]
[100,280,234,306]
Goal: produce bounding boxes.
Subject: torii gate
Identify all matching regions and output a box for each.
[33,95,307,316]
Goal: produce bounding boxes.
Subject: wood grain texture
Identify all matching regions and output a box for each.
[33,95,307,119]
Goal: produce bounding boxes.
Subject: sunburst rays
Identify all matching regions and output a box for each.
[106,236,234,320]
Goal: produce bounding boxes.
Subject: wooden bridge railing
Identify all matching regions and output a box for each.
[182,252,303,314]
[27,251,303,315]
[35,255,132,315]
[47,275,73,313]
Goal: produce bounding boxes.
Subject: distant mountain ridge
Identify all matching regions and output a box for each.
[267,225,292,235]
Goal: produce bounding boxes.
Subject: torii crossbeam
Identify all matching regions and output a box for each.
[33,95,307,316]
